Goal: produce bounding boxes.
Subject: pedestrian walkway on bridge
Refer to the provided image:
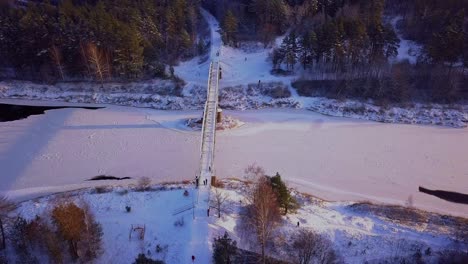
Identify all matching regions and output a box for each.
[187,61,220,263]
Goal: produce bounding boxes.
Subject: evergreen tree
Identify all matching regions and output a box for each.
[269,172,298,215]
[298,31,316,69]
[271,47,286,70]
[0,0,200,81]
[133,254,164,264]
[250,0,289,46]
[427,9,465,66]
[212,232,237,264]
[281,31,300,70]
[222,10,238,46]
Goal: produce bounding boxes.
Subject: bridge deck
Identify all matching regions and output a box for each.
[199,62,219,180]
[187,61,220,263]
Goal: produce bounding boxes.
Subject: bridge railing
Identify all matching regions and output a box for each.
[198,62,212,170]
[198,62,219,178]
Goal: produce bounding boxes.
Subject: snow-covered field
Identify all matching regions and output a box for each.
[213,181,467,263]
[9,182,467,264]
[13,185,203,264]
[1,102,467,218]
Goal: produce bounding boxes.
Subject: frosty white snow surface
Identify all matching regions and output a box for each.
[1,104,467,217]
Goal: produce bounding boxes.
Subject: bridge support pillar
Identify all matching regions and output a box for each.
[216,108,222,123]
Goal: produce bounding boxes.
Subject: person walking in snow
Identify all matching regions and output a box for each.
[192,255,195,263]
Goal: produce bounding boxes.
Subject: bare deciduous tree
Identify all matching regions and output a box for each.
[79,41,91,76]
[52,202,86,259]
[78,200,103,261]
[244,163,265,182]
[246,176,281,264]
[292,229,338,264]
[49,45,65,80]
[86,43,109,87]
[210,188,229,218]
[293,229,316,264]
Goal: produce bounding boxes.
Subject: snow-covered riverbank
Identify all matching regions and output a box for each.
[1,102,467,217]
[8,182,467,264]
[1,81,467,128]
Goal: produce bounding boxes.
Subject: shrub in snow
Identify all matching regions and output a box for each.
[0,196,15,250]
[174,217,184,227]
[51,201,103,261]
[95,186,111,194]
[117,189,129,196]
[212,232,237,264]
[10,217,39,263]
[292,229,339,264]
[438,250,468,264]
[24,216,65,264]
[133,253,165,264]
[155,244,168,253]
[262,83,291,99]
[137,177,152,191]
[425,247,431,256]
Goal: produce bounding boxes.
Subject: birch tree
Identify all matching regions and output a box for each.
[86,43,108,87]
[49,45,65,80]
[210,188,229,218]
[246,176,281,263]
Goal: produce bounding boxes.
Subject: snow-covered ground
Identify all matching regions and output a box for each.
[212,181,467,263]
[1,103,467,218]
[12,185,205,264]
[2,80,466,128]
[9,182,467,264]
[175,9,293,88]
[389,16,422,64]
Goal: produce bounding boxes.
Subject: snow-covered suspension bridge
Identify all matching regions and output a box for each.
[187,61,221,263]
[199,61,220,186]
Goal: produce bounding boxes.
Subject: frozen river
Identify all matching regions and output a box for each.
[0,99,467,217]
